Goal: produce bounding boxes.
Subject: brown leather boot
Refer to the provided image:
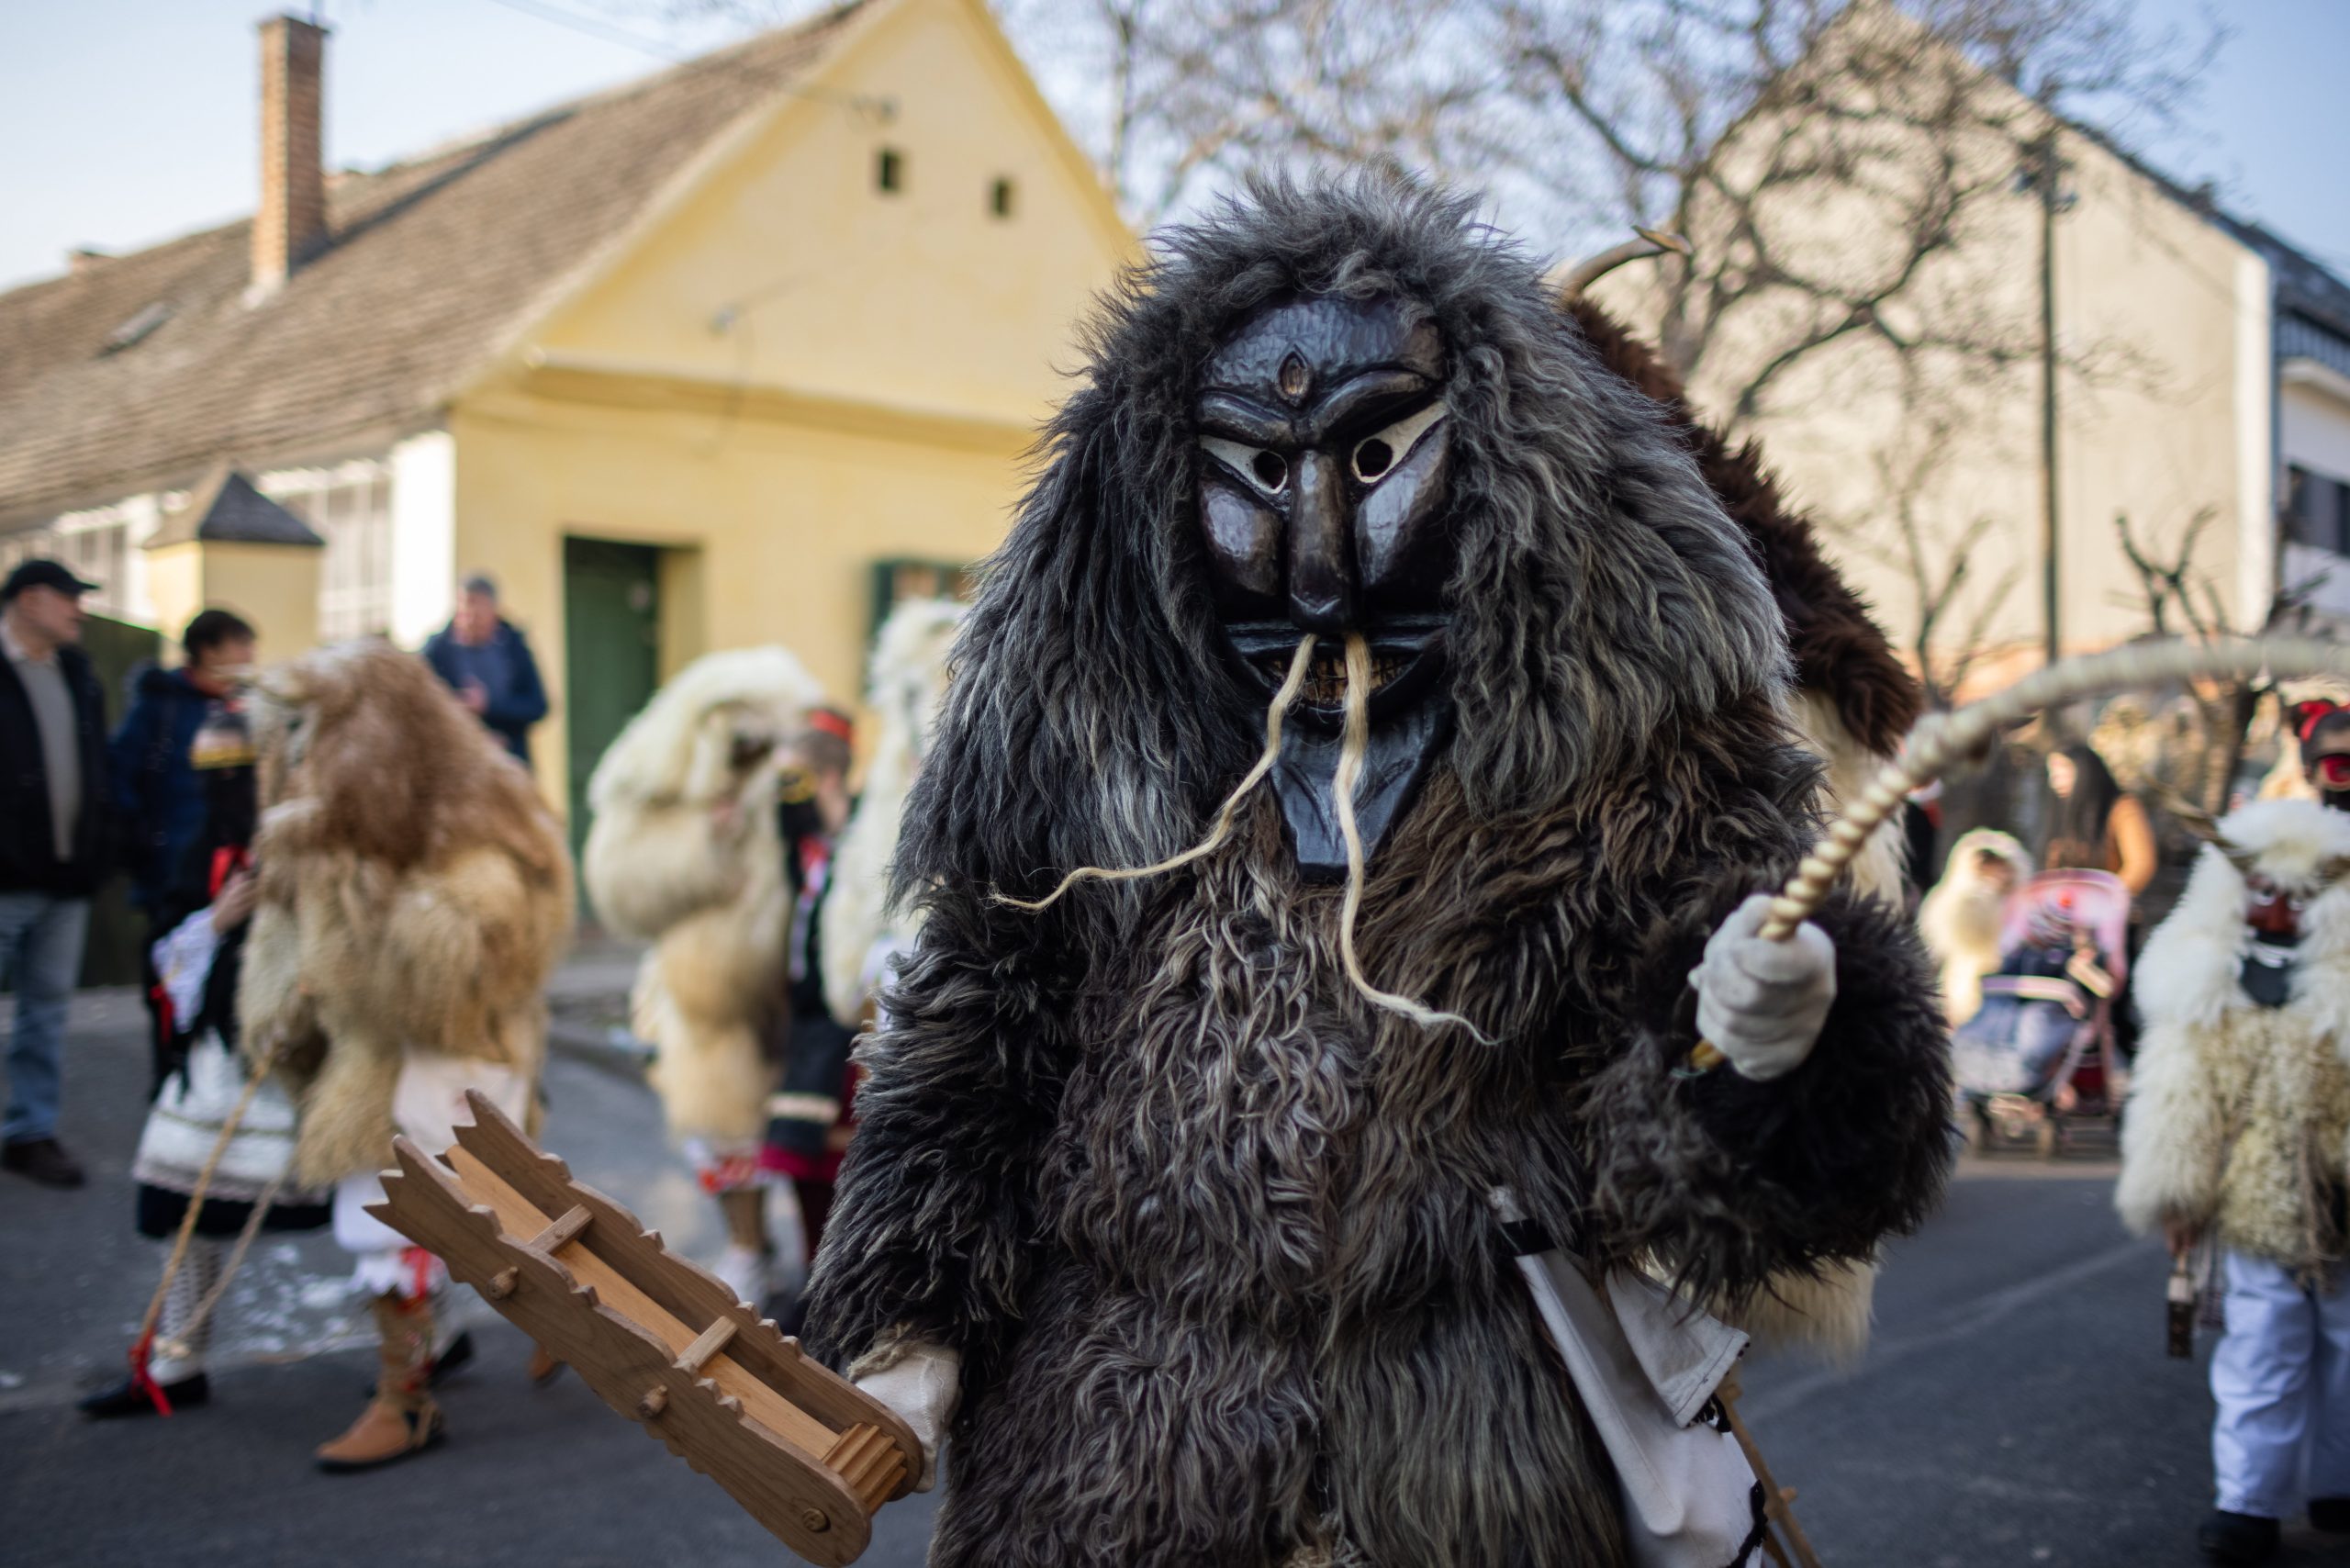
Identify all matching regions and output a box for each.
[317,1293,445,1473]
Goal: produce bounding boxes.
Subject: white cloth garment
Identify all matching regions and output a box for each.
[1691,894,1836,1081]
[335,1051,531,1297]
[151,909,219,1023]
[853,1341,962,1493]
[2210,1250,2350,1518]
[1491,1187,1760,1568]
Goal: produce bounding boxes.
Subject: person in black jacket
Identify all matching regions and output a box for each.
[0,559,115,1189]
[112,609,257,1087]
[112,610,257,921]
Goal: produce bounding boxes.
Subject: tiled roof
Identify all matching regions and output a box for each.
[0,6,862,532]
[149,467,324,547]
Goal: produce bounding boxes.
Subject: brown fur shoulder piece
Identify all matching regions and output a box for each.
[1565,297,1920,756]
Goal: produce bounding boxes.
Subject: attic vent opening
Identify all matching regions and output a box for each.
[876,147,904,194]
[101,301,173,355]
[990,177,1015,218]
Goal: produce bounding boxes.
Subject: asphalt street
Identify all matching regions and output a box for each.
[2,991,2342,1567]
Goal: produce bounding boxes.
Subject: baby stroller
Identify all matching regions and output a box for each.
[1950,869,2132,1157]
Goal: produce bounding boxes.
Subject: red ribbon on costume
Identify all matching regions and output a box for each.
[207,845,252,900]
[403,1245,436,1304]
[2295,699,2344,742]
[128,1327,174,1417]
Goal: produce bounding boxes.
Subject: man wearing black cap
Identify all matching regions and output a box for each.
[0,559,114,1187]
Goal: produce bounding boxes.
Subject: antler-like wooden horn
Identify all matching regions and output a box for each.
[1557,227,1692,302]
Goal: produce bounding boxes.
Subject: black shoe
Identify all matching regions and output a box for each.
[2199,1511,2280,1564]
[427,1330,473,1386]
[2,1137,85,1188]
[79,1372,208,1419]
[2311,1497,2350,1534]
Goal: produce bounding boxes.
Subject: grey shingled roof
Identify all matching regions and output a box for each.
[148,467,324,547]
[0,6,861,532]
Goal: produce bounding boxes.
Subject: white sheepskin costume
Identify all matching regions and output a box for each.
[1917,828,2036,1027]
[820,599,965,1029]
[2116,799,2350,1273]
[582,646,828,1144]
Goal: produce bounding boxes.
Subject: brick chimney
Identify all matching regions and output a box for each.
[252,15,330,297]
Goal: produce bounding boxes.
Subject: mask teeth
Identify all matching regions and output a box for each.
[1273,644,1406,706]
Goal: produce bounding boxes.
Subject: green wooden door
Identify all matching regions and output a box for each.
[563,539,661,893]
[78,612,163,985]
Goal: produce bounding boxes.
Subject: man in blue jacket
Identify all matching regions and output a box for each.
[421,574,546,768]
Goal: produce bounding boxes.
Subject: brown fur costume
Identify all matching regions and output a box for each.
[238,642,573,1188]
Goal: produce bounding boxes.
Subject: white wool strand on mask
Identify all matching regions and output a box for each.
[1333,633,1491,1040]
[994,634,1318,913]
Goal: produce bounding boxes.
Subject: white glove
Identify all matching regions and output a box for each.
[852,1340,961,1492]
[1690,893,1836,1081]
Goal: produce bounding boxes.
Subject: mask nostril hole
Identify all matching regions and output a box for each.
[1353,439,1393,481]
[1252,452,1288,491]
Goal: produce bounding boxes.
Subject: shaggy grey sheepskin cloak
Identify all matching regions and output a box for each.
[802,180,1952,1568]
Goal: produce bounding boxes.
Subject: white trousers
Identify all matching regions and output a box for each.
[2211,1250,2350,1518]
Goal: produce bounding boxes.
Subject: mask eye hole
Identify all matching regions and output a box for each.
[1201,436,1288,498]
[1349,402,1447,487]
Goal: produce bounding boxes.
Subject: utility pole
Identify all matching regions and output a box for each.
[2037,119,2063,667]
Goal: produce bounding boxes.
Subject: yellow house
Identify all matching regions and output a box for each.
[0,0,1132,845]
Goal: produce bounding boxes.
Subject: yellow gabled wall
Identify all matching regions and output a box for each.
[144,539,322,666]
[534,0,1129,426]
[446,0,1132,816]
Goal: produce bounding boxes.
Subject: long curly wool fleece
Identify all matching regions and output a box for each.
[801,178,1952,1568]
[2118,799,2350,1274]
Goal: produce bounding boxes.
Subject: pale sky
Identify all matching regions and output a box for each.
[0,0,2345,293]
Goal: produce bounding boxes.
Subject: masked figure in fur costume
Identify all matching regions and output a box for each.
[2119,799,2350,1564]
[582,646,826,1304]
[238,641,572,1470]
[801,182,1951,1568]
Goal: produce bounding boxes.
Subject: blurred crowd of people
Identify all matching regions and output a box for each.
[0,560,548,1193]
[0,554,951,1482]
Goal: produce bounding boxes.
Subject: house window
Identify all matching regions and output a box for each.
[5,504,138,621]
[265,458,394,640]
[2288,464,2350,555]
[990,177,1015,218]
[876,148,904,194]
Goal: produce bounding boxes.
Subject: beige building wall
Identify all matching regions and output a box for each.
[444,0,1131,813]
[1608,10,2275,695]
[446,395,1031,796]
